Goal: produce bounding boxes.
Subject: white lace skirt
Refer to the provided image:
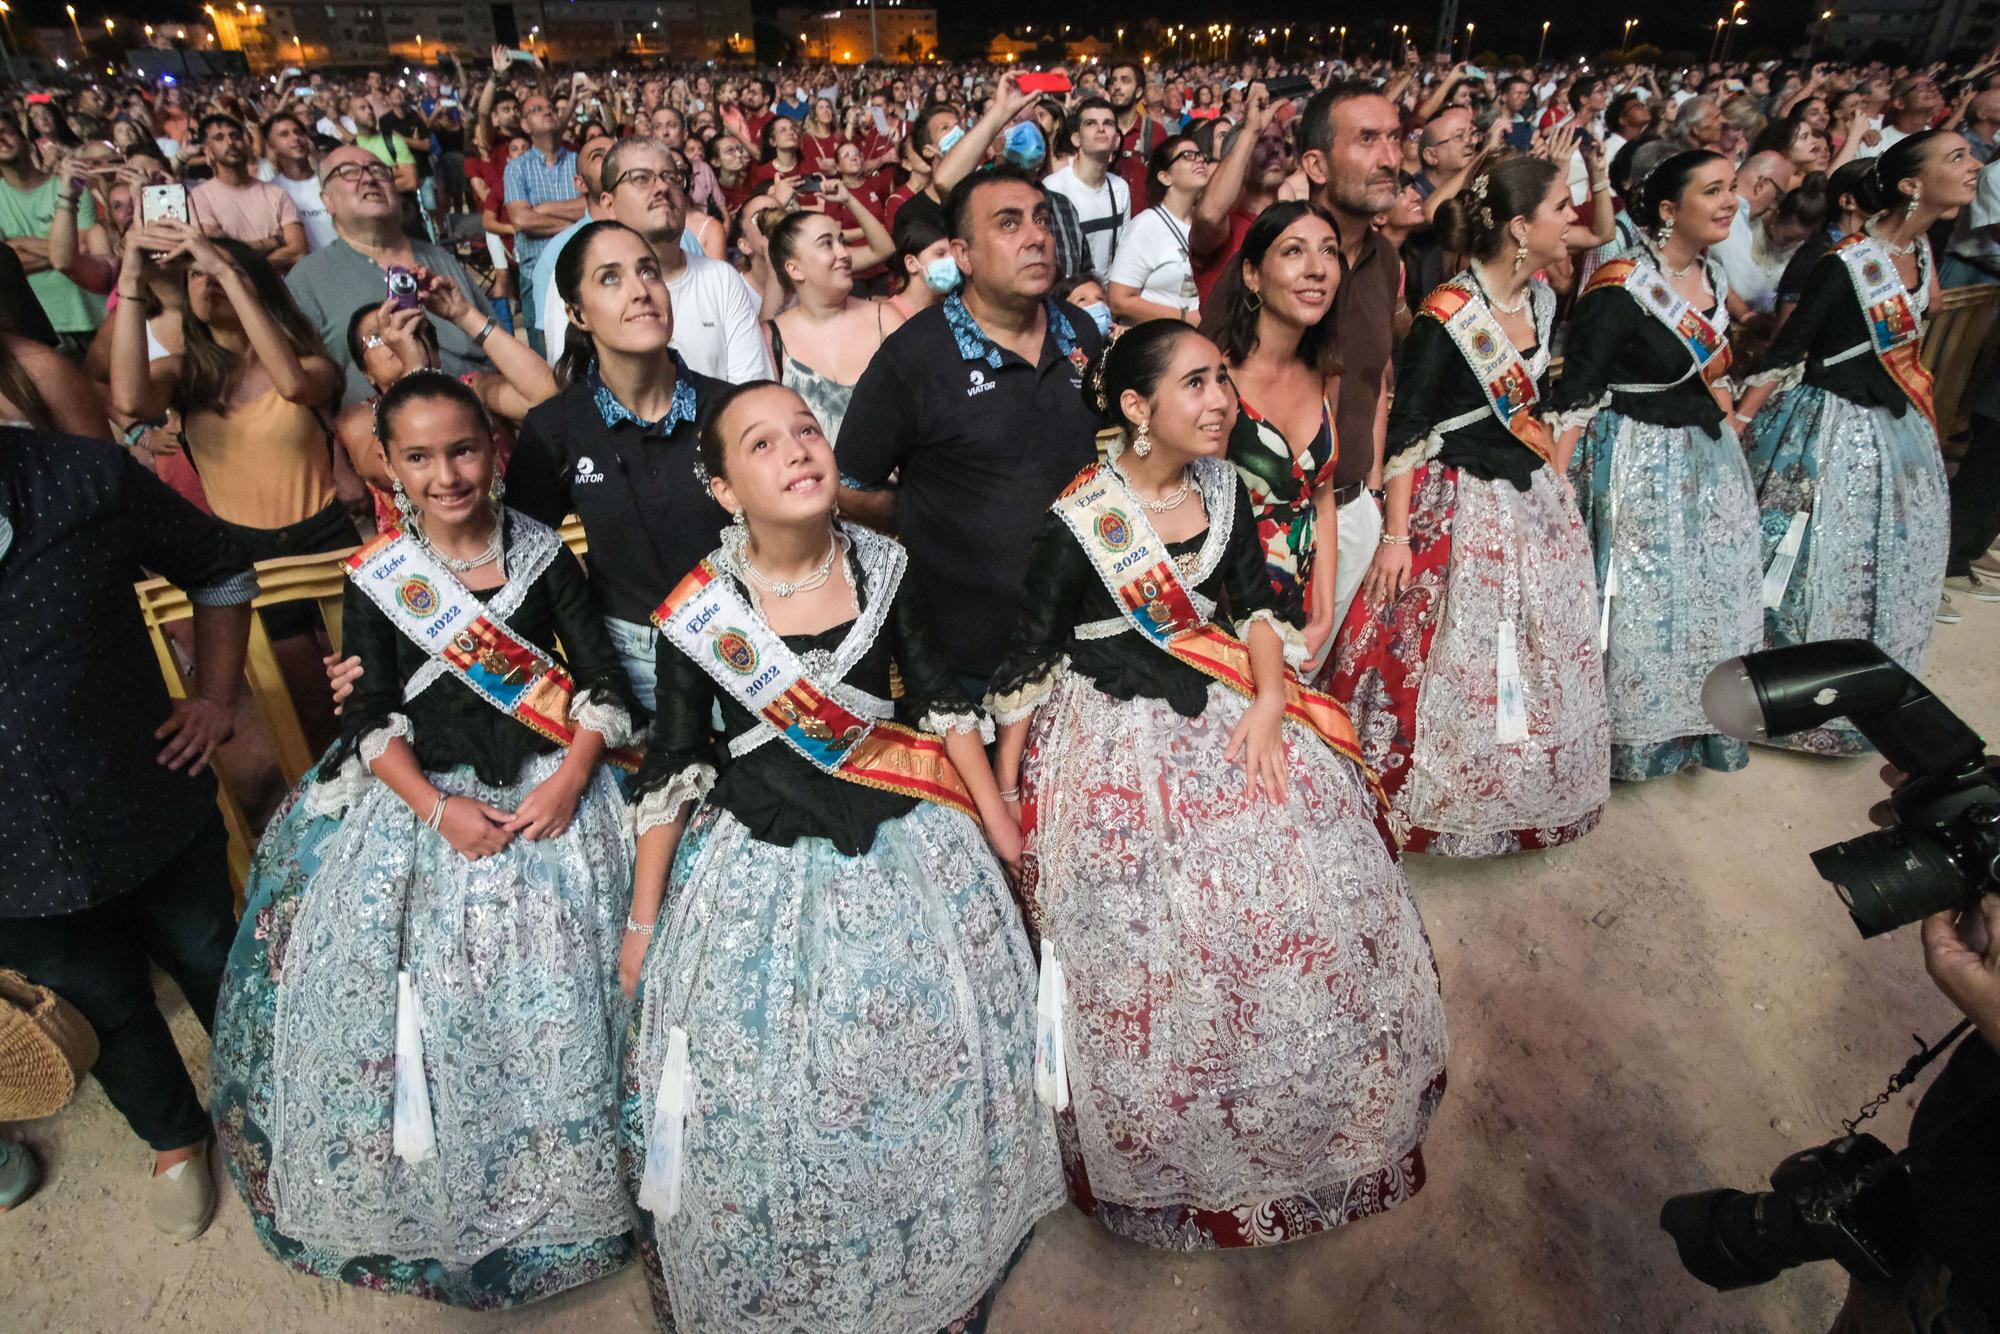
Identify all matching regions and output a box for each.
[626,800,1062,1334]
[1019,675,1447,1220]
[263,753,636,1266]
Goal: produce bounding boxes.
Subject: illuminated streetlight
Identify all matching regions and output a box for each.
[1622,16,1637,47]
[65,3,82,51]
[103,16,114,32]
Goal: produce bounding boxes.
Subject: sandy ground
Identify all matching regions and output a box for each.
[7,602,1996,1334]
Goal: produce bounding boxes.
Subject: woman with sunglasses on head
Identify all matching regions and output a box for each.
[760,202,901,447]
[985,319,1446,1251]
[1202,201,1348,671]
[1549,149,1764,783]
[1107,134,1212,326]
[622,378,1057,1334]
[211,370,641,1309]
[1330,152,1610,856]
[1732,130,1981,752]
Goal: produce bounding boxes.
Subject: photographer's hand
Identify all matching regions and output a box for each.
[1922,898,2000,1050]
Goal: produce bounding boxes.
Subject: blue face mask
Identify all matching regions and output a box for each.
[1080,301,1113,337]
[1002,121,1046,169]
[932,125,965,158]
[923,255,963,293]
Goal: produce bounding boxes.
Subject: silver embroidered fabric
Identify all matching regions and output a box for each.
[1396,468,1610,848]
[1021,675,1447,1212]
[570,689,639,748]
[1760,391,1947,727]
[1583,416,1763,747]
[630,801,1062,1334]
[268,752,635,1261]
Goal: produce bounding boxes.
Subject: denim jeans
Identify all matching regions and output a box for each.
[0,817,234,1150]
[605,616,659,714]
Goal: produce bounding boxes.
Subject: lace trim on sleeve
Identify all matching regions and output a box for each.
[917,705,995,744]
[1548,394,1611,438]
[571,688,640,748]
[1382,433,1445,482]
[1737,361,1805,394]
[984,655,1068,726]
[1239,608,1308,668]
[359,712,414,764]
[634,764,717,836]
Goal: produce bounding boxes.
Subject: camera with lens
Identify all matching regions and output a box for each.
[1659,641,2000,1294]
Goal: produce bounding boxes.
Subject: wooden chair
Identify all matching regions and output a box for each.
[1924,284,2000,450]
[134,519,591,901]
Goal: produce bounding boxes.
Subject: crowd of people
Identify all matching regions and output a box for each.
[4,36,2000,1332]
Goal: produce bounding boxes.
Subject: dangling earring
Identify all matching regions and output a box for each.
[1657,214,1675,247]
[1512,242,1529,274]
[488,473,506,504]
[1131,422,1152,458]
[1907,182,1923,217]
[392,478,417,521]
[1244,289,1262,312]
[731,508,747,527]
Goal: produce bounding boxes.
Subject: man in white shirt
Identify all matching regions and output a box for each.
[256,110,336,254]
[1711,150,1798,313]
[1040,98,1130,276]
[541,137,771,383]
[1868,74,1943,158]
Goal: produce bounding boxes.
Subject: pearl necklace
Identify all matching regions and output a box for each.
[1866,220,1917,258]
[1473,264,1530,314]
[741,532,843,598]
[413,516,502,573]
[1116,462,1195,512]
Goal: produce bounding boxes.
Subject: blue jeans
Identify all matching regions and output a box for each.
[605,616,658,714]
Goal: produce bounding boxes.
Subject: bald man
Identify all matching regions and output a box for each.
[1711,150,1802,316]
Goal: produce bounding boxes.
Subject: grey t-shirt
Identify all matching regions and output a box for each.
[284,237,496,405]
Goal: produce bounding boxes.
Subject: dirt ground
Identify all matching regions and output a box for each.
[6,604,1995,1334]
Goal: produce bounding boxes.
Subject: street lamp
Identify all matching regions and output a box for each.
[1537,19,1550,64]
[1622,17,1637,49]
[1464,21,1474,58]
[65,3,82,53]
[1708,15,1726,62]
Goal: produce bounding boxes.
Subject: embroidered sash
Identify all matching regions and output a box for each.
[1421,282,1557,466]
[1831,234,1936,430]
[346,530,642,769]
[652,543,976,819]
[1588,257,1732,385]
[1050,461,1371,775]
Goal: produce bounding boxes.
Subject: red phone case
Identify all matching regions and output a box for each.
[1016,73,1073,95]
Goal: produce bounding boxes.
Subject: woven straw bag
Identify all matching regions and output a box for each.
[0,970,99,1121]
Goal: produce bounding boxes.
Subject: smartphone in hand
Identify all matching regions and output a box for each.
[140,184,191,227]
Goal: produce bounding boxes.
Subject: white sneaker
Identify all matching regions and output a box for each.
[148,1141,216,1243]
[1971,552,2000,578]
[1937,594,1963,624]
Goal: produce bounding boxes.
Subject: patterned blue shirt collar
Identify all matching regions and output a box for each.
[590,353,700,435]
[942,293,1084,370]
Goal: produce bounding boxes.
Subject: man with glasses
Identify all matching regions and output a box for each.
[504,92,583,338]
[284,145,498,404]
[540,137,769,383]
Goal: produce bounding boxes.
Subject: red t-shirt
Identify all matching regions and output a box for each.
[1191,205,1260,305]
[802,131,846,175]
[742,108,775,147]
[1114,115,1168,208]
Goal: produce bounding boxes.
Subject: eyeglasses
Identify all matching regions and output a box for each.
[1168,148,1210,167]
[612,167,688,192]
[322,161,397,185]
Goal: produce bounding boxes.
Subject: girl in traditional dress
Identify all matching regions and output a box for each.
[211,371,640,1308]
[1332,153,1611,855]
[1204,201,1346,672]
[1733,130,1981,754]
[1550,150,1765,781]
[621,381,1060,1333]
[986,321,1447,1251]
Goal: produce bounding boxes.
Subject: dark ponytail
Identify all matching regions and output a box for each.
[1434,151,1559,261]
[1855,129,1944,216]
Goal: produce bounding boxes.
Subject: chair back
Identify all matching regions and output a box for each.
[1924,284,2000,450]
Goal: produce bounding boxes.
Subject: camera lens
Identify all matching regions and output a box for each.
[1659,1189,1815,1290]
[1811,827,1972,938]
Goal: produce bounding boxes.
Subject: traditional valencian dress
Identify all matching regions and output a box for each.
[1550,247,1763,781]
[1739,229,1948,755]
[211,510,640,1307]
[985,455,1447,1251]
[1330,272,1610,854]
[1226,393,1337,634]
[623,523,1060,1334]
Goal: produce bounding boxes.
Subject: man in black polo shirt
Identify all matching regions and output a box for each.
[839,166,1105,697]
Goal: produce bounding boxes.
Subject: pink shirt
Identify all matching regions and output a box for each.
[188,178,300,247]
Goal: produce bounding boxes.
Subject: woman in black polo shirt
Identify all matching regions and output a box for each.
[508,221,733,710]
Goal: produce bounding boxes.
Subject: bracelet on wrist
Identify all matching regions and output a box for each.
[471,313,497,346]
[1379,532,1412,546]
[625,916,658,936]
[998,786,1021,803]
[424,792,449,831]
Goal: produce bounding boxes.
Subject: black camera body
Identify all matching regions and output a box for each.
[1661,642,1999,1293]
